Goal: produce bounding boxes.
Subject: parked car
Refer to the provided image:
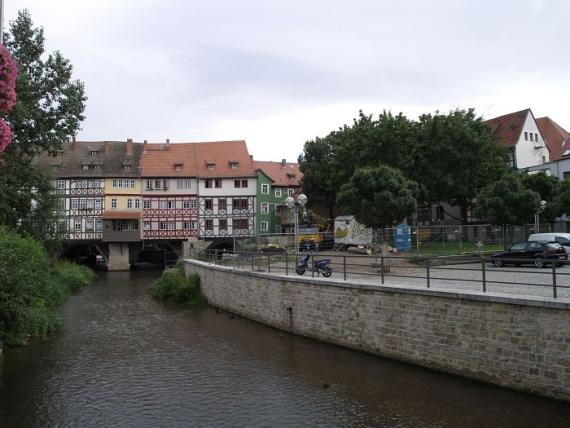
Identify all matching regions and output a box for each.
[491,241,567,268]
[528,233,570,249]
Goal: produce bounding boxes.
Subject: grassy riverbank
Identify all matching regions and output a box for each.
[0,227,95,348]
[152,264,207,305]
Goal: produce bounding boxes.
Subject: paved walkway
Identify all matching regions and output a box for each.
[227,258,570,301]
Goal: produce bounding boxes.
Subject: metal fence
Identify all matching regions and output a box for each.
[196,249,570,300]
[228,224,554,256]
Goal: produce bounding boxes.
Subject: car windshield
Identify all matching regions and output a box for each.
[546,242,562,249]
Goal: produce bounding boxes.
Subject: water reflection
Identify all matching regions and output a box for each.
[1,271,569,427]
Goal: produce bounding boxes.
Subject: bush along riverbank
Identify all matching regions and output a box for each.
[0,227,96,349]
[151,264,207,305]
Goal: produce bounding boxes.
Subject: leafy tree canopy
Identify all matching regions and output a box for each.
[474,173,540,226]
[520,171,560,221]
[0,9,86,249]
[337,165,418,229]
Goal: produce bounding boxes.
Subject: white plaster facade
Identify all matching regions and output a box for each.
[515,112,549,169]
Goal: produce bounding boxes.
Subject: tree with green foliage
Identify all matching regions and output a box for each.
[521,171,561,222]
[337,165,418,230]
[299,110,416,222]
[0,10,86,249]
[409,109,509,222]
[474,173,540,249]
[553,179,570,217]
[298,136,337,220]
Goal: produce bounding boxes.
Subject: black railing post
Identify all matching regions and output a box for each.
[286,252,289,275]
[380,255,385,284]
[426,258,431,289]
[343,256,347,281]
[482,258,487,293]
[552,262,558,299]
[251,253,254,271]
[311,254,315,277]
[268,254,271,273]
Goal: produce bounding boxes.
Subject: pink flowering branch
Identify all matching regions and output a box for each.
[0,45,18,155]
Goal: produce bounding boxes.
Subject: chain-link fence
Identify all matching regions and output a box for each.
[220,224,555,256]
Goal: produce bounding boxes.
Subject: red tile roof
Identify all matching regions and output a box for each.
[139,140,256,178]
[254,160,302,187]
[536,117,570,161]
[484,109,531,147]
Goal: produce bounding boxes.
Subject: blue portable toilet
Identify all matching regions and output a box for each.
[394,223,411,251]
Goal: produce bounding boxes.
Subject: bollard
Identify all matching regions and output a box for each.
[343,256,347,281]
[251,254,254,271]
[286,252,289,276]
[426,258,430,289]
[381,255,385,284]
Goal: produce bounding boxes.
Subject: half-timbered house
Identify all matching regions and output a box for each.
[139,140,199,240]
[194,141,257,238]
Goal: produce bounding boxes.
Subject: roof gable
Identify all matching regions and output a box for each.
[254,160,302,187]
[484,109,531,147]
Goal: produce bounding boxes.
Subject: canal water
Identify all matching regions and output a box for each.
[1,271,569,427]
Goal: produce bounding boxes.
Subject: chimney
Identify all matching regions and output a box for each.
[143,139,148,153]
[71,135,77,150]
[249,155,253,161]
[103,141,108,154]
[281,158,286,166]
[166,138,170,147]
[127,138,133,155]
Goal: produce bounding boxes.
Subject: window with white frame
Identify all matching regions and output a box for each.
[87,199,94,209]
[111,198,117,209]
[168,222,175,230]
[260,221,269,232]
[177,179,192,189]
[159,222,167,230]
[261,202,269,214]
[85,219,94,231]
[183,200,190,209]
[183,222,191,230]
[96,219,103,231]
[144,222,151,230]
[275,188,282,197]
[287,188,294,196]
[127,198,133,208]
[95,199,102,209]
[71,199,79,209]
[130,179,135,188]
[191,200,197,209]
[74,219,82,231]
[135,198,140,209]
[155,179,162,189]
[146,180,153,190]
[56,179,65,189]
[80,199,87,209]
[159,200,167,209]
[241,179,248,188]
[191,221,197,230]
[143,200,151,209]
[261,184,269,194]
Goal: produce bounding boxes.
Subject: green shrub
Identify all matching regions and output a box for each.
[151,264,206,305]
[0,226,95,347]
[51,260,96,293]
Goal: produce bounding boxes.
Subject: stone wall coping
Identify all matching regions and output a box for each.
[185,259,570,310]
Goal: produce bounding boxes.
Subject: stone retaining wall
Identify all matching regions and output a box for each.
[184,259,570,401]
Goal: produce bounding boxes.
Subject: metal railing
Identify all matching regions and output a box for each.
[196,249,570,300]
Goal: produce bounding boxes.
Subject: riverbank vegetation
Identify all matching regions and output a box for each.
[0,227,95,348]
[151,264,206,305]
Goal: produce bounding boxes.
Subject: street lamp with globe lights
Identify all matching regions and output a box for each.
[285,193,307,255]
[535,200,547,233]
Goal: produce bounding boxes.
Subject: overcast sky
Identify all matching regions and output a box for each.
[4,0,570,162]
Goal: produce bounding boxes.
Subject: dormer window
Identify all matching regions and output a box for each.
[207,162,216,170]
[123,165,131,171]
[52,165,60,171]
[90,150,99,157]
[81,164,89,171]
[54,150,63,157]
[229,161,239,169]
[287,172,296,179]
[175,163,183,172]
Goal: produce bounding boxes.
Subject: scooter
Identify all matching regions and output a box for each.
[296,252,333,277]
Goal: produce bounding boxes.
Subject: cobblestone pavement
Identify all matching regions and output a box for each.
[228,254,570,301]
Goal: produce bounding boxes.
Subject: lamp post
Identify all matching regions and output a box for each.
[534,200,547,233]
[285,193,307,256]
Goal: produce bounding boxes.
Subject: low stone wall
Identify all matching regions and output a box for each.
[184,259,570,401]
